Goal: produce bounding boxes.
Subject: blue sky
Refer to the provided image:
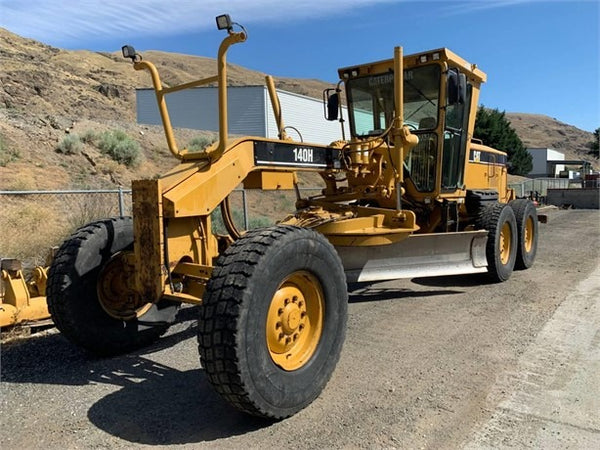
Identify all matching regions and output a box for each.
[1,0,598,132]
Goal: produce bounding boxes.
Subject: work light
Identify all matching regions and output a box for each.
[121,45,136,60]
[216,14,232,31]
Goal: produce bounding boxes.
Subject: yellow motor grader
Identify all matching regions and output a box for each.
[47,15,539,419]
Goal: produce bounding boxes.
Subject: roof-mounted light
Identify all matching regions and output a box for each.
[342,68,360,79]
[432,52,440,61]
[419,55,428,63]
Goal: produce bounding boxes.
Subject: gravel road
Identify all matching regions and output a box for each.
[1,208,599,449]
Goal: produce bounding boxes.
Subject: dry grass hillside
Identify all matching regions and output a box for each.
[506,113,594,161]
[0,27,595,191]
[0,28,330,191]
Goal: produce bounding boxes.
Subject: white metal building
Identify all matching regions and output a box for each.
[136,86,349,145]
[527,148,565,177]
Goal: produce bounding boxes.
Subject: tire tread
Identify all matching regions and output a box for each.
[47,217,171,356]
[198,225,342,419]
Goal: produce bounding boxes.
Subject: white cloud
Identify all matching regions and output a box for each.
[0,0,398,44]
[437,0,584,17]
[1,0,576,46]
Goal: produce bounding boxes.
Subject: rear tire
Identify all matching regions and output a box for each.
[47,217,178,356]
[198,225,348,419]
[509,199,538,270]
[478,203,517,282]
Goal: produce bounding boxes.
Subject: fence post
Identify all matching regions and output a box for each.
[118,187,125,216]
[242,189,249,229]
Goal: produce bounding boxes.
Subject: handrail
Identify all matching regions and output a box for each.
[265,75,287,140]
[131,30,246,161]
[212,31,247,160]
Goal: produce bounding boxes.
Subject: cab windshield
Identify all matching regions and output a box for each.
[346,64,441,137]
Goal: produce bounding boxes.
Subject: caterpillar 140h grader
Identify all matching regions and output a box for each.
[47,15,540,419]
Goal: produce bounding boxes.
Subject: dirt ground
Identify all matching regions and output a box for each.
[1,208,599,449]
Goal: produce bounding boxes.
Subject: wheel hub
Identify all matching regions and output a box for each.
[500,222,512,265]
[524,216,534,252]
[283,303,301,333]
[97,251,150,320]
[266,271,323,371]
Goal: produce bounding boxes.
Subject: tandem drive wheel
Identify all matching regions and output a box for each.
[509,199,539,270]
[478,203,518,282]
[198,225,348,419]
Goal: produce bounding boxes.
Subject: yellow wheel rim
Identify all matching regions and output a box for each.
[500,222,512,265]
[524,216,534,253]
[97,251,151,320]
[266,271,324,371]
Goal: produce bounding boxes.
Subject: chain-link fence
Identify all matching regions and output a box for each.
[8,179,591,266]
[0,187,324,267]
[0,188,133,267]
[508,177,580,198]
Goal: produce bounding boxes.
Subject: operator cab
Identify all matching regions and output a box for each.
[330,49,486,202]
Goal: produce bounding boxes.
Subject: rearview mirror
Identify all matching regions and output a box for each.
[323,89,339,121]
[447,69,466,105]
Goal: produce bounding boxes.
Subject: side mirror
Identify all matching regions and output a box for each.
[447,69,466,105]
[323,89,339,121]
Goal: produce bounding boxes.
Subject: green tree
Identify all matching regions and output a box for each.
[474,106,532,175]
[587,127,599,158]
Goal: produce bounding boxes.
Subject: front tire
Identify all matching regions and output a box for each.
[47,217,178,356]
[509,199,538,270]
[198,225,348,419]
[478,203,518,282]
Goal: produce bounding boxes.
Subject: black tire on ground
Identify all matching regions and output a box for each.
[509,199,538,270]
[47,217,179,356]
[478,203,518,282]
[198,225,348,419]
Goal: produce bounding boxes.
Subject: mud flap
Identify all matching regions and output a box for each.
[336,231,488,283]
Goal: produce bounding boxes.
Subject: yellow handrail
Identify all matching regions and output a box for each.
[265,75,287,140]
[131,30,247,161]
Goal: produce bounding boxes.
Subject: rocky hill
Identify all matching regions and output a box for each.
[0,28,595,191]
[505,113,594,160]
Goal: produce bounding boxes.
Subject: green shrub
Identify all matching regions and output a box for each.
[98,130,142,167]
[56,134,82,155]
[80,129,98,144]
[0,134,20,166]
[187,135,216,152]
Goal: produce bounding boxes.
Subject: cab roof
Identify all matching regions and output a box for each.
[338,47,487,84]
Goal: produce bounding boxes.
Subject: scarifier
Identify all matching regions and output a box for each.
[47,14,541,419]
